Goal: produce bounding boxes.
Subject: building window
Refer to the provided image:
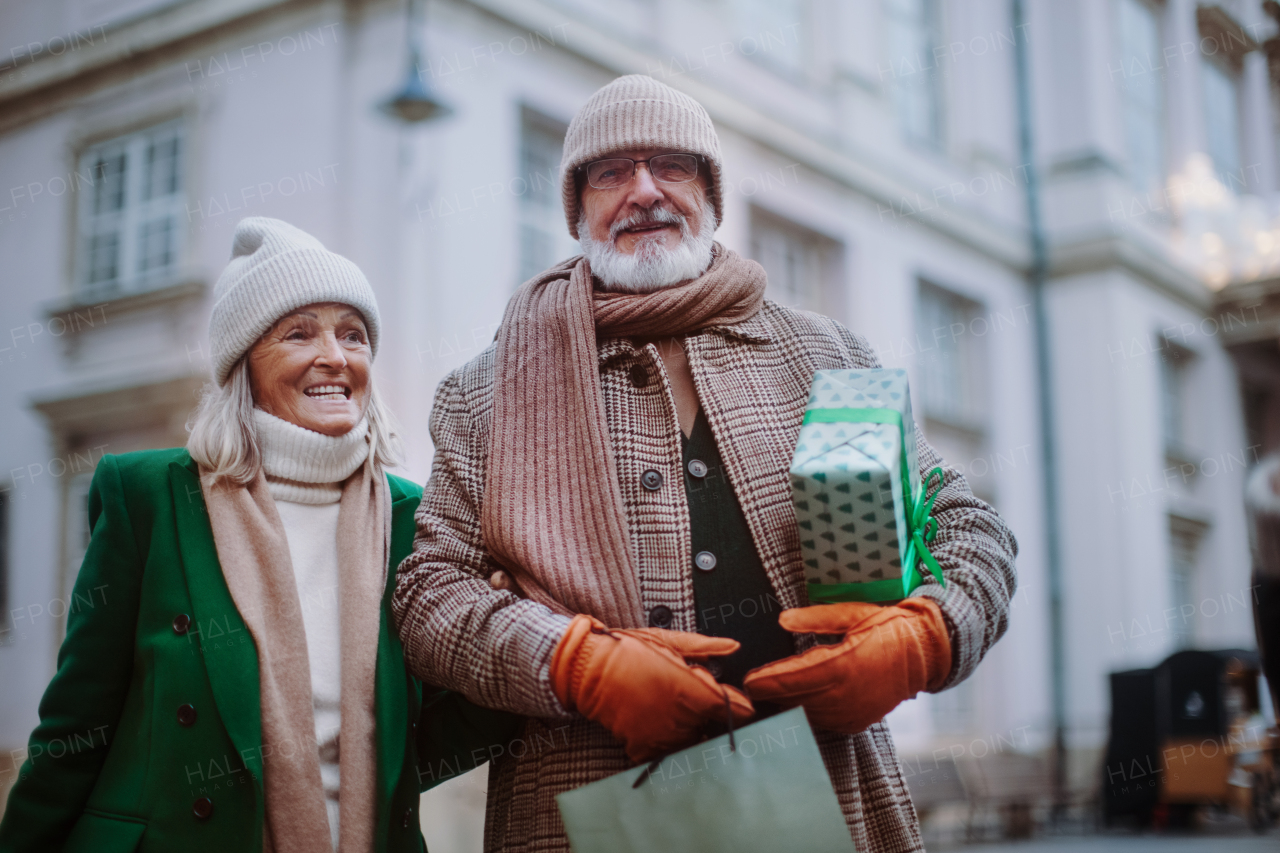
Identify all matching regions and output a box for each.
[1116,0,1165,195]
[730,0,805,71]
[0,489,8,634]
[76,120,185,300]
[518,108,577,285]
[1159,338,1193,456]
[1169,518,1204,648]
[1202,59,1242,186]
[915,283,993,501]
[748,207,843,316]
[884,0,944,148]
[916,283,986,431]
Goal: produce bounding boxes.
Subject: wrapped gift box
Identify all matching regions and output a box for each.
[789,368,933,603]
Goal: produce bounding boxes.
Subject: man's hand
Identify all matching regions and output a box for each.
[550,614,755,762]
[742,599,951,734]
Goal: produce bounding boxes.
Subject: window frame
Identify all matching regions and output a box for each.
[915,280,988,434]
[1114,0,1167,196]
[747,205,845,318]
[1158,336,1195,458]
[0,489,8,637]
[882,0,946,151]
[1168,515,1206,649]
[517,106,577,286]
[74,119,186,302]
[1200,54,1244,189]
[729,0,809,78]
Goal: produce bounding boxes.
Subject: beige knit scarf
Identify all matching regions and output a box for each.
[483,244,767,628]
[201,459,389,853]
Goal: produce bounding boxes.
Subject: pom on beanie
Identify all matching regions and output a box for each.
[208,217,381,386]
[560,75,723,240]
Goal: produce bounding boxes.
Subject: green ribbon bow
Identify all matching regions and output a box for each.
[801,406,947,591]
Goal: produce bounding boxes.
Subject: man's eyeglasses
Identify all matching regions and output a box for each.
[582,154,700,189]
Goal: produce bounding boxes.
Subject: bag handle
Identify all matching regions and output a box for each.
[632,685,737,789]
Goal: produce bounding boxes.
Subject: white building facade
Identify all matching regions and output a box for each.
[0,0,1270,838]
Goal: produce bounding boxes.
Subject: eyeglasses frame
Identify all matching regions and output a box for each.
[578,153,703,190]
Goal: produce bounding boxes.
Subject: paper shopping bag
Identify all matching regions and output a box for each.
[555,707,856,853]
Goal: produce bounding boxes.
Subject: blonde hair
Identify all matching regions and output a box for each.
[187,357,403,486]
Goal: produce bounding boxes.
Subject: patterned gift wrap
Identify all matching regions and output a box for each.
[789,368,945,603]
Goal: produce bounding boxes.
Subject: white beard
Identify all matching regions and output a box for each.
[578,200,716,293]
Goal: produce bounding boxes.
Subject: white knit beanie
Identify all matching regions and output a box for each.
[208,217,381,386]
[560,74,724,239]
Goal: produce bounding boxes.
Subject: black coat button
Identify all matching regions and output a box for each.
[172,613,191,635]
[192,797,213,820]
[648,605,673,628]
[629,364,650,388]
[706,661,724,680]
[695,551,717,572]
[177,704,198,727]
[687,459,708,479]
[402,808,414,829]
[641,470,663,491]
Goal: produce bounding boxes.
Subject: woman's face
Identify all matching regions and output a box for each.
[248,302,371,436]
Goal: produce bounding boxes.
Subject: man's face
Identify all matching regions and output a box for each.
[579,148,710,254]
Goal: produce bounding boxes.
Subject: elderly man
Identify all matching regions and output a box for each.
[394,75,1017,853]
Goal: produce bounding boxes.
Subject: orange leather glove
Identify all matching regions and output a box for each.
[742,598,951,734]
[551,614,755,762]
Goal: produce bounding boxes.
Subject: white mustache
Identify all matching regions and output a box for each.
[579,198,716,293]
[609,207,688,241]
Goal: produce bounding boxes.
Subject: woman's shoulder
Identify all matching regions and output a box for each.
[386,472,423,503]
[102,447,194,483]
[81,448,192,538]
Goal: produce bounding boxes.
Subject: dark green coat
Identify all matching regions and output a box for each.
[0,449,518,853]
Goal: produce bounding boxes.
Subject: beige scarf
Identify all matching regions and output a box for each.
[201,459,389,853]
[483,244,767,628]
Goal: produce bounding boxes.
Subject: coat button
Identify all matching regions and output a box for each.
[402,808,414,829]
[177,704,198,727]
[687,459,708,479]
[706,661,724,680]
[192,797,214,820]
[648,605,673,628]
[695,551,717,572]
[641,470,663,491]
[629,364,650,388]
[172,613,191,635]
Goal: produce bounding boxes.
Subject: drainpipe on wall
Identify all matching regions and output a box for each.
[1012,0,1069,812]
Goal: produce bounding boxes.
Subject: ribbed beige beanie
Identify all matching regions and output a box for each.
[560,74,723,239]
[209,217,381,386]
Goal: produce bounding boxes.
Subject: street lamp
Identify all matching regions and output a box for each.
[379,0,452,123]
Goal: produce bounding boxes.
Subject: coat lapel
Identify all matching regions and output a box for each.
[374,484,418,810]
[168,459,266,790]
[687,313,812,611]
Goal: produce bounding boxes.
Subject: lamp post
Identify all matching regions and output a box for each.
[379,0,452,124]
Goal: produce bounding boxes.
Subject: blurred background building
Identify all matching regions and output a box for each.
[0,0,1274,846]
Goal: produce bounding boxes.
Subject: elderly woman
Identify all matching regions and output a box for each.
[0,218,516,853]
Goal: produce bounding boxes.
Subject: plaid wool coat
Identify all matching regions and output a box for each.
[393,300,1019,853]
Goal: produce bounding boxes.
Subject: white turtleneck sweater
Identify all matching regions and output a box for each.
[254,409,371,851]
